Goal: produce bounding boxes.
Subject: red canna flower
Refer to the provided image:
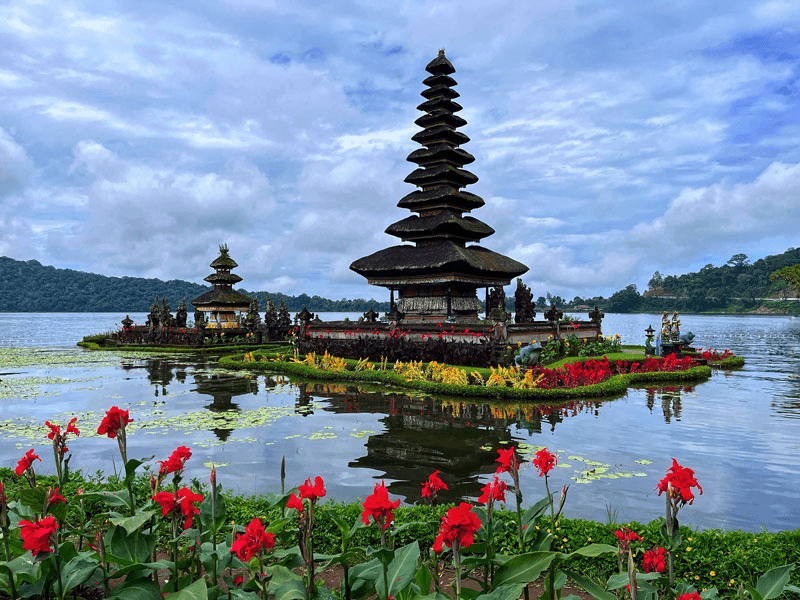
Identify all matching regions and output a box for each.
[158,446,192,477]
[533,448,557,477]
[47,417,80,457]
[15,449,41,476]
[96,406,132,438]
[233,575,244,586]
[153,487,203,529]
[19,516,58,555]
[643,546,667,573]
[478,475,508,504]
[231,518,275,562]
[614,526,642,551]
[153,491,176,517]
[361,481,401,530]
[657,458,703,506]
[298,476,326,501]
[421,470,448,499]
[678,594,702,600]
[47,487,67,508]
[495,447,519,474]
[287,492,304,512]
[178,488,203,528]
[433,502,481,553]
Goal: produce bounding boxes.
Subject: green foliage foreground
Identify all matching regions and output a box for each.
[0,408,795,600]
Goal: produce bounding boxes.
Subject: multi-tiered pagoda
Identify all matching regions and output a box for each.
[350,50,528,321]
[191,244,252,328]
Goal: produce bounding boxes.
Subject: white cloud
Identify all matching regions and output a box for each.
[0,127,33,199]
[1,0,799,300]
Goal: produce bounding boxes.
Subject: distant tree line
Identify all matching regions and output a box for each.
[0,257,388,313]
[600,248,800,313]
[3,248,799,315]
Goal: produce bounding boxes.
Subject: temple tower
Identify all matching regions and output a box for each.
[191,244,252,328]
[350,50,528,321]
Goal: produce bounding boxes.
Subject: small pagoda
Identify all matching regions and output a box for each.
[350,50,528,321]
[191,244,252,328]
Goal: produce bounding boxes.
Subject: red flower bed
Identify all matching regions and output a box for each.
[532,353,695,389]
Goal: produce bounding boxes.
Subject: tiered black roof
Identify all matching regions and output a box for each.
[192,244,252,309]
[350,51,527,286]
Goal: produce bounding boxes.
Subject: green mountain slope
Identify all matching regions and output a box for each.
[0,257,388,313]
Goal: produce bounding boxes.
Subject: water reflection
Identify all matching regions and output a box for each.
[301,382,606,503]
[643,386,695,423]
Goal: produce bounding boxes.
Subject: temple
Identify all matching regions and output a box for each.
[191,244,252,328]
[350,50,528,321]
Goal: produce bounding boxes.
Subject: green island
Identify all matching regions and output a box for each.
[78,336,742,401]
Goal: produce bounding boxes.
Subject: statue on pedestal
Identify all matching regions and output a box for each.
[175,299,188,328]
[514,279,536,323]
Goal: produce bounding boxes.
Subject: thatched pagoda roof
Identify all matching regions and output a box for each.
[351,242,527,286]
[349,50,528,289]
[192,243,252,311]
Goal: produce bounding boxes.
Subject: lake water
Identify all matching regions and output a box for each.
[0,312,798,532]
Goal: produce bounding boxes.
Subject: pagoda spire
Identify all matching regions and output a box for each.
[350,52,528,321]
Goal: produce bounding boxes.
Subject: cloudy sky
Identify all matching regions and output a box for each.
[2,1,799,302]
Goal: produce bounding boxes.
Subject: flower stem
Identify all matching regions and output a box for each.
[454,541,462,599]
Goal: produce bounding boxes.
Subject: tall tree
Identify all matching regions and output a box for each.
[727,253,750,268]
[608,284,642,313]
[647,271,664,289]
[770,265,800,289]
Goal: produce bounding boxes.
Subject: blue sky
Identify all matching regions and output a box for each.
[1,1,799,302]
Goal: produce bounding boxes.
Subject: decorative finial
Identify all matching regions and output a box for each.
[219,243,229,254]
[438,48,445,57]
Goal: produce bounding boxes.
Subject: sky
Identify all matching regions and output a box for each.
[2,1,800,303]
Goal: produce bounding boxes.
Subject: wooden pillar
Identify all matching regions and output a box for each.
[447,291,452,317]
[390,289,395,309]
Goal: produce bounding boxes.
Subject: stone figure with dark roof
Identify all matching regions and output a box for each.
[350,50,528,321]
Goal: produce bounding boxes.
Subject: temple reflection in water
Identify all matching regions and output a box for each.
[298,382,606,503]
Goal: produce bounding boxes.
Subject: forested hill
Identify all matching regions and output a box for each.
[606,248,800,313]
[0,256,389,313]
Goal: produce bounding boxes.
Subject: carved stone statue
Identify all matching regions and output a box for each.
[175,299,188,328]
[245,299,261,333]
[514,278,536,323]
[159,297,172,328]
[487,286,509,321]
[514,342,542,367]
[589,305,605,323]
[677,331,695,346]
[264,299,277,327]
[295,306,315,327]
[147,296,160,329]
[544,304,563,323]
[670,311,681,342]
[385,304,404,324]
[194,310,206,328]
[277,299,292,329]
[362,306,379,323]
[661,311,671,339]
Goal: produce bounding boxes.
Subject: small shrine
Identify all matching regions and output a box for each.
[350,50,528,321]
[191,244,252,328]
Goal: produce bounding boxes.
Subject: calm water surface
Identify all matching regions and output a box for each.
[0,312,798,532]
